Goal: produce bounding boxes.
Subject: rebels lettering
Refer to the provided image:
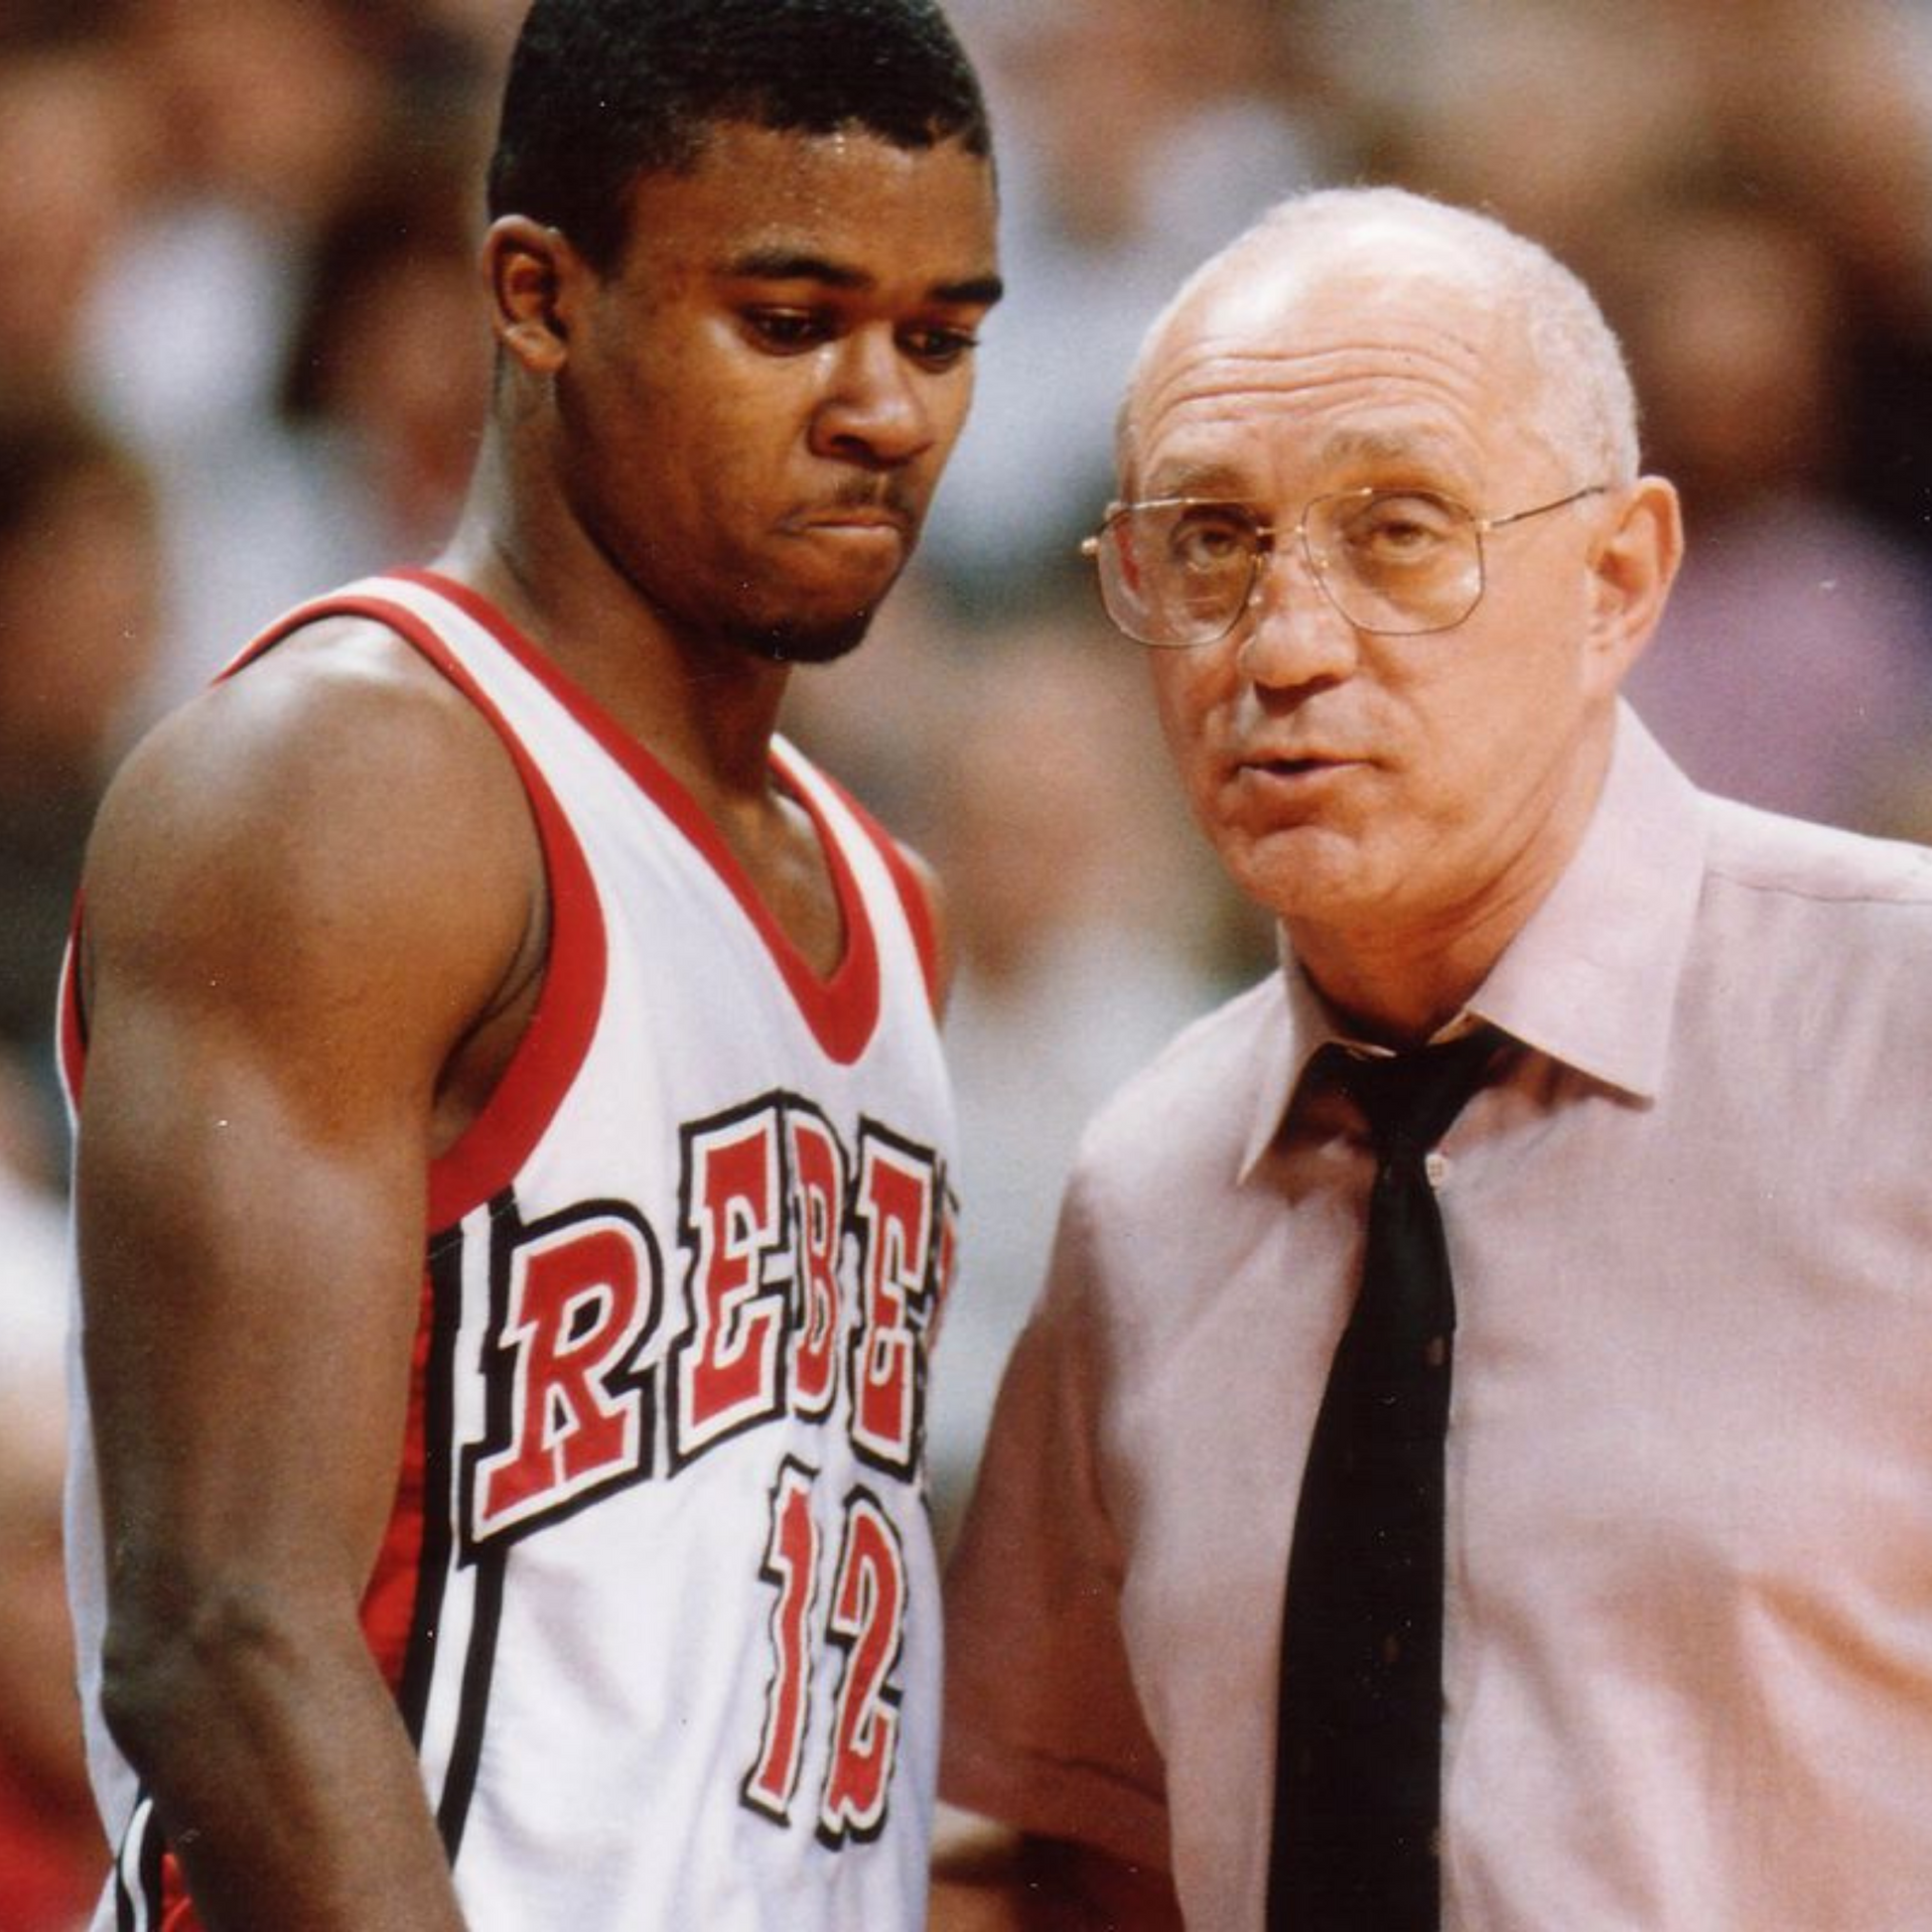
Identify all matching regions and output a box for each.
[788,1111,845,1419]
[672,1110,791,1460]
[463,1096,948,1549]
[464,1201,662,1552]
[670,1099,942,1472]
[849,1130,938,1478]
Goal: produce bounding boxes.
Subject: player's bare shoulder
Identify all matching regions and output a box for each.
[79,613,544,1119]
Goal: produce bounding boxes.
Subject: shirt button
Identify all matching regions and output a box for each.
[1425,1150,1450,1187]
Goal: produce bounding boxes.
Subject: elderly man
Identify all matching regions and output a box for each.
[934,187,1932,1931]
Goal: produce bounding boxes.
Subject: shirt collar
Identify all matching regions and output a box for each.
[1468,703,1705,1099]
[1237,703,1706,1179]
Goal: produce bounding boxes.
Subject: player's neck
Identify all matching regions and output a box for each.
[435,488,793,811]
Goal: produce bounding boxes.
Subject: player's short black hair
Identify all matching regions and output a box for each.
[486,0,993,268]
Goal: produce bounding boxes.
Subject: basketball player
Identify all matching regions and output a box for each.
[61,3,1000,1927]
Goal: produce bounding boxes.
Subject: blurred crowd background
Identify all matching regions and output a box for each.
[9,2,1932,1919]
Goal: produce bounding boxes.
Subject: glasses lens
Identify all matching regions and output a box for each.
[1307,490,1483,634]
[1095,502,1259,647]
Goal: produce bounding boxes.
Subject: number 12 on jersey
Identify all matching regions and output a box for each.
[742,1456,909,1847]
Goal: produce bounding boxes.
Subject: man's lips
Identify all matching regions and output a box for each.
[802,507,911,532]
[783,507,916,576]
[768,508,910,590]
[790,488,916,539]
[1237,751,1361,778]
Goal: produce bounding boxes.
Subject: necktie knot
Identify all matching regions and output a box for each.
[1325,1024,1505,1161]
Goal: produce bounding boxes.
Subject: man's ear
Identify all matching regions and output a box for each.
[483,215,582,375]
[1583,475,1683,697]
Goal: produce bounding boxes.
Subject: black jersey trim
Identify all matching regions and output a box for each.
[432,1188,518,1859]
[396,1219,472,1747]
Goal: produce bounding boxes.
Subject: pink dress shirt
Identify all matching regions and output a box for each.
[941,706,1932,1930]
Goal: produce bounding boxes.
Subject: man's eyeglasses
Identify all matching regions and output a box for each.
[1079,484,1609,648]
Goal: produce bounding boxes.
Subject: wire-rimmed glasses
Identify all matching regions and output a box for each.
[1080,484,1608,648]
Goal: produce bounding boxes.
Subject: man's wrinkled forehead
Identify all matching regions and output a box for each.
[1122,222,1515,478]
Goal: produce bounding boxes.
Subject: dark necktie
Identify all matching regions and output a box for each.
[1268,1024,1506,1932]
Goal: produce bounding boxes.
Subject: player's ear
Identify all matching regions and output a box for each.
[483,215,584,375]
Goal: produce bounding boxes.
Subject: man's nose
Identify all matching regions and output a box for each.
[1234,542,1361,689]
[811,331,935,469]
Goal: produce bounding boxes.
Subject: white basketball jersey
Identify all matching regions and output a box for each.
[65,571,959,1930]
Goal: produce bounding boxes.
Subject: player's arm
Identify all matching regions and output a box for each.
[73,624,541,1932]
[927,1811,1183,1930]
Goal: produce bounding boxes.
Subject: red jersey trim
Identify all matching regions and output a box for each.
[789,757,944,1018]
[160,1853,193,1929]
[57,897,86,1104]
[397,568,884,1066]
[217,587,609,1228]
[359,1270,439,1698]
[53,596,606,1231]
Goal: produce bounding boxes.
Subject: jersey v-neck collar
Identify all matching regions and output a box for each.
[399,568,881,1065]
